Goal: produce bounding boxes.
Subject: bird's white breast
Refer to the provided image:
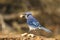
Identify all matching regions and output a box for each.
[29,26,37,31]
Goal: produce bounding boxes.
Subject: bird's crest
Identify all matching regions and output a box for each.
[25,12,32,15]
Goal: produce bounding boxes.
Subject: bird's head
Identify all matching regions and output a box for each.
[20,12,32,19]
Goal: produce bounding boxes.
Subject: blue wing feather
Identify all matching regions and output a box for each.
[27,17,40,27]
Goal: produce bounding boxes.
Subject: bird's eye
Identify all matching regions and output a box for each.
[27,15,29,17]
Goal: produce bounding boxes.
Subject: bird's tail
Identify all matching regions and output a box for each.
[39,27,51,33]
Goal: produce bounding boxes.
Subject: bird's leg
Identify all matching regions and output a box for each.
[28,29,31,33]
[34,29,37,33]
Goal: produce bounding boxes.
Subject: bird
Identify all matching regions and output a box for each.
[20,12,51,33]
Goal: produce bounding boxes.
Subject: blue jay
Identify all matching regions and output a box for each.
[21,12,51,33]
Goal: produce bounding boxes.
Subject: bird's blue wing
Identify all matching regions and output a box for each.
[27,18,40,27]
